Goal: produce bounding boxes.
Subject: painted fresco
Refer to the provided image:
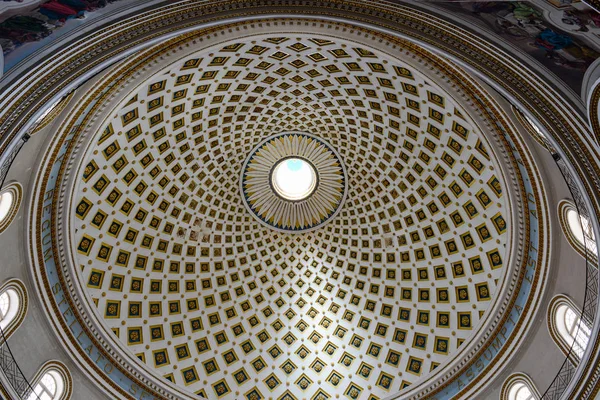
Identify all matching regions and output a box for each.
[0,0,124,67]
[1,0,599,89]
[431,1,600,92]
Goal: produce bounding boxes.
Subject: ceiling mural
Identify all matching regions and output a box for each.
[431,0,600,92]
[67,33,512,399]
[0,0,132,71]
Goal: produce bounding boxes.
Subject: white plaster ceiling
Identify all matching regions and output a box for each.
[69,33,510,399]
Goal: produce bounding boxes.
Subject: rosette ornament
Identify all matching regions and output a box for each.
[241,132,347,232]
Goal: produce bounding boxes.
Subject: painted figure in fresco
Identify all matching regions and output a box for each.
[0,15,52,48]
[496,2,545,37]
[562,8,600,32]
[439,0,600,91]
[1,0,122,56]
[532,27,599,69]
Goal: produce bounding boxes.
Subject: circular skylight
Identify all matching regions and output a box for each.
[242,132,347,232]
[271,158,317,201]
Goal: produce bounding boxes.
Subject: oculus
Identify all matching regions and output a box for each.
[241,132,347,232]
[271,158,317,201]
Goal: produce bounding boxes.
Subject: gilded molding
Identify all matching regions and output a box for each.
[27,19,546,400]
[588,83,600,144]
[0,0,591,398]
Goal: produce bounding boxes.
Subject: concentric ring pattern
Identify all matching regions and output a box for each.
[70,33,510,399]
[241,132,347,232]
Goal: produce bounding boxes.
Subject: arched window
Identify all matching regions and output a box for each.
[501,373,540,400]
[548,295,591,362]
[0,279,27,339]
[565,206,596,252]
[558,200,597,262]
[0,191,14,221]
[509,382,534,400]
[27,362,71,400]
[0,182,22,234]
[0,291,11,319]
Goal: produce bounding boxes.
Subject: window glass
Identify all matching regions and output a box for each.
[0,183,21,233]
[557,303,590,358]
[0,191,14,222]
[0,291,10,320]
[566,209,596,252]
[27,370,62,400]
[41,373,57,395]
[508,382,535,400]
[0,288,20,331]
[503,375,539,400]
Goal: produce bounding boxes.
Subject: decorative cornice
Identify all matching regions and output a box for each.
[1,0,595,399]
[28,18,541,400]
